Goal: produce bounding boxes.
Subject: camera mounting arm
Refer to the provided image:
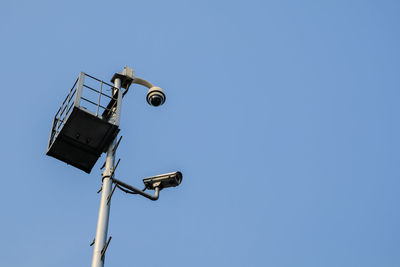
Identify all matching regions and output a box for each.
[109,171,182,201]
[112,66,166,107]
[131,77,154,89]
[121,76,155,97]
[112,178,160,201]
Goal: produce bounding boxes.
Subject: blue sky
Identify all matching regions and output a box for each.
[0,0,399,266]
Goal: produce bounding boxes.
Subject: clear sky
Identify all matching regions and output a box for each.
[1,0,399,266]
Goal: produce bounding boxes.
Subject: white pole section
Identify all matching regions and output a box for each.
[91,77,122,267]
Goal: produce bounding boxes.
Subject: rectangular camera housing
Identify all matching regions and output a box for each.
[143,171,182,190]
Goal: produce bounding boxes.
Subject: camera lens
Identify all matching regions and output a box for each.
[150,95,162,106]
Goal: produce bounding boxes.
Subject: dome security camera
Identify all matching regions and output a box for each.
[146,86,166,107]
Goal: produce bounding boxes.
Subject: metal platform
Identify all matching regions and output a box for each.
[46,72,125,173]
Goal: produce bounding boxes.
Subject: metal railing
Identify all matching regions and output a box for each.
[48,72,125,148]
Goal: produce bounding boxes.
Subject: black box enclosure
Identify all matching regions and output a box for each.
[46,73,122,173]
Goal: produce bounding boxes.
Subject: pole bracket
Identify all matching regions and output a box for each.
[111,158,121,178]
[101,236,112,260]
[102,158,121,182]
[100,136,122,169]
[107,183,117,204]
[112,136,123,155]
[100,161,106,170]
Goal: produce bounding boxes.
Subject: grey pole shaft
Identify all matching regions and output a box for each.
[91,78,122,267]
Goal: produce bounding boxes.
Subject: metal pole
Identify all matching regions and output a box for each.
[91,77,122,267]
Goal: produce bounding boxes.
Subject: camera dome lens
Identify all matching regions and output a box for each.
[146,87,166,107]
[150,95,162,106]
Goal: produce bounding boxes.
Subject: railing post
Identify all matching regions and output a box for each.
[96,81,103,116]
[74,72,85,108]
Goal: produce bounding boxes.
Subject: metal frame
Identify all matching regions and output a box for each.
[47,72,126,152]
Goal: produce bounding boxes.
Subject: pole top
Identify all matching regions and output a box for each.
[111,66,134,89]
